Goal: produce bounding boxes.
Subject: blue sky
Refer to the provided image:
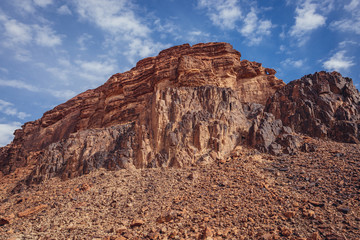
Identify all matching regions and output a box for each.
[0,0,359,146]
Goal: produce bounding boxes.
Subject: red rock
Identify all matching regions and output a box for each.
[130,219,144,228]
[266,71,360,143]
[0,217,9,226]
[17,204,48,218]
[0,42,285,185]
[283,211,296,219]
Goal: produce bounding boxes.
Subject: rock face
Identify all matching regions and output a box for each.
[265,71,360,143]
[1,43,359,186]
[0,42,285,183]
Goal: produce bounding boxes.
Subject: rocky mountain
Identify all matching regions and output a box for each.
[0,42,359,188]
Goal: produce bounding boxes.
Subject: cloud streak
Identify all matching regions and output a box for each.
[323,50,355,72]
[0,99,30,120]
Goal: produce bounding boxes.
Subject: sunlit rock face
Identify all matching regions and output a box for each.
[8,43,360,185]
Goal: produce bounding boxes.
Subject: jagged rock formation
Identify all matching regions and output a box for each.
[1,43,359,186]
[0,42,285,183]
[265,71,360,143]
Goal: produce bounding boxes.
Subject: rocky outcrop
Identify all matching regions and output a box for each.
[26,86,252,183]
[2,42,359,187]
[0,42,285,182]
[248,112,301,155]
[265,71,360,143]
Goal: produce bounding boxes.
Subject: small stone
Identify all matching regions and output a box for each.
[304,210,315,218]
[17,204,48,218]
[116,226,127,234]
[283,211,296,219]
[156,212,174,223]
[0,217,10,226]
[160,226,167,234]
[130,219,144,228]
[79,183,91,191]
[261,233,276,240]
[111,237,127,240]
[280,227,292,237]
[309,200,325,207]
[201,226,213,239]
[148,232,160,240]
[308,232,321,240]
[338,207,350,214]
[203,216,210,222]
[187,172,199,181]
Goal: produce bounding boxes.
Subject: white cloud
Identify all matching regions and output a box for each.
[57,5,72,15]
[3,19,32,45]
[329,0,360,34]
[33,0,53,8]
[73,0,167,64]
[290,1,326,37]
[0,121,21,147]
[0,79,39,92]
[0,99,30,120]
[198,0,242,29]
[323,51,355,72]
[0,14,62,48]
[0,78,76,100]
[74,0,150,37]
[239,8,273,45]
[124,39,170,64]
[34,25,62,47]
[281,58,305,68]
[75,60,117,76]
[77,33,93,51]
[11,0,36,14]
[48,89,76,100]
[344,0,359,11]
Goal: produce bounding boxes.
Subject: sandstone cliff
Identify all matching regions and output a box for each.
[0,42,285,183]
[1,43,359,187]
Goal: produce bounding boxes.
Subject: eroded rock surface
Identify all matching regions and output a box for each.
[0,42,284,182]
[266,71,360,143]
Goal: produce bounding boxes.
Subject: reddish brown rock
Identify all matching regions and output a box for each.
[17,204,48,218]
[265,71,360,143]
[0,42,284,184]
[130,219,144,228]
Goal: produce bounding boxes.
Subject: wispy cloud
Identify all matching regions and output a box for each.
[73,0,168,64]
[239,8,273,45]
[77,33,93,51]
[0,78,76,100]
[289,1,326,40]
[33,0,54,8]
[74,0,150,37]
[0,79,39,92]
[34,25,62,47]
[198,0,242,29]
[57,5,72,15]
[281,58,305,68]
[197,0,272,45]
[0,99,30,120]
[0,121,21,147]
[330,0,360,35]
[0,13,63,49]
[323,50,355,72]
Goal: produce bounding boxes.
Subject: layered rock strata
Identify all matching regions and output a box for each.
[0,42,284,182]
[2,43,359,186]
